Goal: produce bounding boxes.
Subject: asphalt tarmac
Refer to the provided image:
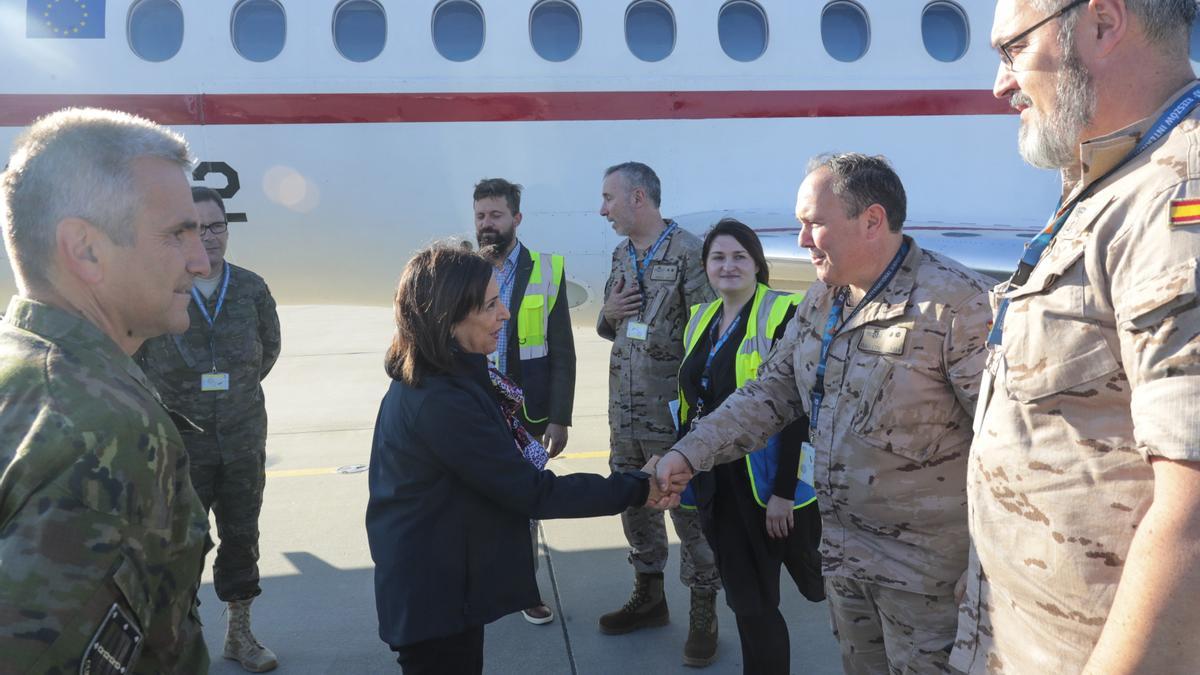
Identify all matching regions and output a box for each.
[197,305,843,674]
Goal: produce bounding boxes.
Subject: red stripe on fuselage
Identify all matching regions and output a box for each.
[0,90,1012,127]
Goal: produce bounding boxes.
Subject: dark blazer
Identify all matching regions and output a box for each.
[366,351,648,649]
[504,244,575,436]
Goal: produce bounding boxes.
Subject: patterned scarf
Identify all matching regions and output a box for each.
[488,366,549,470]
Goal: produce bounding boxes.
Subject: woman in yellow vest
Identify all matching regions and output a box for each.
[676,219,824,675]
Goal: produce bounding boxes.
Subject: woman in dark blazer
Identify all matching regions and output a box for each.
[366,244,671,674]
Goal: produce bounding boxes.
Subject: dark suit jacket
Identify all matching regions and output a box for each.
[504,244,575,436]
[365,351,648,649]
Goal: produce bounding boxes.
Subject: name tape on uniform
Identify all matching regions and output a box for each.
[858,325,908,356]
[650,263,678,281]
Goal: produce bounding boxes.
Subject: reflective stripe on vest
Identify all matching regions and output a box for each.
[516,251,564,361]
[677,284,814,510]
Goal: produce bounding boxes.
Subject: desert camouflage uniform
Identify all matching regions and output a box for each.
[0,297,210,674]
[598,221,719,590]
[138,263,281,602]
[951,82,1200,675]
[673,239,991,673]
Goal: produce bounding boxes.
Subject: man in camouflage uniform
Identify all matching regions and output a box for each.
[138,187,281,672]
[658,154,992,674]
[595,161,721,666]
[0,108,211,673]
[950,2,1200,673]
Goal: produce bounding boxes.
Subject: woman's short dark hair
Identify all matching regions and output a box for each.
[702,218,769,285]
[191,186,226,216]
[385,243,493,386]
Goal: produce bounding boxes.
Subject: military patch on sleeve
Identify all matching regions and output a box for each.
[1169,198,1200,227]
[80,603,143,675]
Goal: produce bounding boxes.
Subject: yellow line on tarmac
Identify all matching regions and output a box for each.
[266,467,338,478]
[264,450,610,479]
[557,450,609,460]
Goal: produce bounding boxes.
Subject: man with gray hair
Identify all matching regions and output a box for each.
[951,1,1200,672]
[0,108,212,673]
[656,153,993,673]
[596,161,721,667]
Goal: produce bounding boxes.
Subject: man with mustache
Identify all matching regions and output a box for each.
[0,108,211,673]
[949,1,1200,673]
[654,153,993,674]
[137,187,281,672]
[472,177,576,626]
[596,162,721,667]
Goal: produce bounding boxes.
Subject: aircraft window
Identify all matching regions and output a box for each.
[625,0,675,63]
[1191,21,1200,62]
[718,1,767,62]
[334,0,387,62]
[232,0,286,62]
[820,1,869,63]
[530,0,581,62]
[432,0,485,62]
[127,0,184,62]
[922,1,969,63]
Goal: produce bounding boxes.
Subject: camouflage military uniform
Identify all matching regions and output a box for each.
[597,221,719,590]
[673,239,992,673]
[951,83,1200,675]
[0,297,210,674]
[138,263,281,603]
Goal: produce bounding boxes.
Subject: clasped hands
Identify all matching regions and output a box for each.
[638,451,695,510]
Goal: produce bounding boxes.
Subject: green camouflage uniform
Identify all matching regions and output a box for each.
[597,221,720,591]
[0,297,210,674]
[138,263,280,603]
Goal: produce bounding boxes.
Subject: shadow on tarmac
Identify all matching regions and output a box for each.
[198,546,841,675]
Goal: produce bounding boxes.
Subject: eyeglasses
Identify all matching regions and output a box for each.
[199,221,228,235]
[999,0,1087,70]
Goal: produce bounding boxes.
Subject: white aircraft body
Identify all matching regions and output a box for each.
[0,0,1074,314]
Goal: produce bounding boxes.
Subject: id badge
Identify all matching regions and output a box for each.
[626,321,649,341]
[201,372,230,392]
[799,442,817,486]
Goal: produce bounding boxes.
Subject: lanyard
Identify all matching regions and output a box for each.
[190,263,231,372]
[626,221,677,300]
[695,311,743,417]
[988,84,1200,347]
[497,249,520,299]
[809,240,910,431]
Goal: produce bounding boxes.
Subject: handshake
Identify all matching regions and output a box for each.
[639,451,695,510]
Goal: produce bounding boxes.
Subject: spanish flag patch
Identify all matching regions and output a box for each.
[1169,198,1200,227]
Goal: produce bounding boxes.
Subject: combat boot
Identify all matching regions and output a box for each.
[598,571,669,634]
[224,598,279,672]
[682,588,718,667]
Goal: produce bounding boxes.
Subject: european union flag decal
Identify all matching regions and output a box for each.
[27,0,105,39]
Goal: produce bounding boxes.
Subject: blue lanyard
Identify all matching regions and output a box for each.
[988,84,1200,347]
[809,240,910,431]
[497,246,520,299]
[191,263,231,327]
[627,221,678,296]
[696,311,743,415]
[190,264,231,372]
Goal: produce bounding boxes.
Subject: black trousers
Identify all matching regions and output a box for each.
[394,626,485,675]
[736,608,791,675]
[698,462,825,675]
